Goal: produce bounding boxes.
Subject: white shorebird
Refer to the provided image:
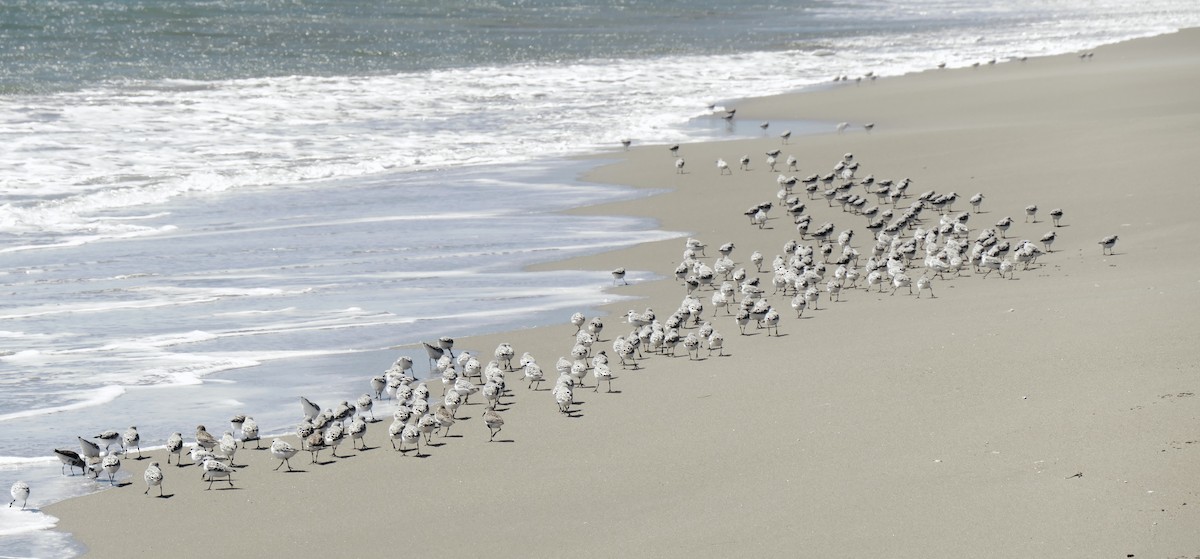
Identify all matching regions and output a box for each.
[495,342,515,371]
[122,426,141,459]
[669,144,680,157]
[349,416,368,450]
[969,193,985,213]
[143,462,164,497]
[836,122,849,133]
[399,423,423,457]
[9,481,29,509]
[240,417,261,449]
[612,267,628,285]
[324,421,346,458]
[716,158,731,175]
[593,362,613,392]
[675,157,686,173]
[570,312,587,335]
[916,276,934,298]
[54,449,87,476]
[483,408,505,441]
[267,440,300,472]
[995,216,1013,238]
[198,456,234,490]
[1099,235,1119,255]
[194,425,218,451]
[216,431,239,467]
[300,396,321,422]
[786,155,798,172]
[101,454,121,485]
[1050,208,1064,227]
[621,138,631,150]
[1040,231,1057,252]
[95,430,121,456]
[863,122,875,133]
[554,383,573,415]
[780,130,792,144]
[435,405,457,437]
[890,273,912,295]
[1025,204,1038,222]
[523,361,545,390]
[355,393,375,421]
[739,155,751,171]
[165,433,183,466]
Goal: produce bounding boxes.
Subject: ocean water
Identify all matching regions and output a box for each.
[3,0,1200,555]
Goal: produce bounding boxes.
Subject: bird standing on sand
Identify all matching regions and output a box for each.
[194,425,218,451]
[95,430,121,455]
[612,267,628,285]
[1025,205,1038,222]
[675,157,686,174]
[780,130,792,144]
[1050,208,1064,227]
[483,408,505,441]
[9,481,29,509]
[717,158,731,175]
[669,144,680,157]
[122,426,141,459]
[101,454,121,485]
[77,437,101,460]
[1099,235,1119,255]
[198,456,234,490]
[143,462,164,496]
[621,138,631,150]
[969,193,985,213]
[271,439,300,471]
[241,417,261,449]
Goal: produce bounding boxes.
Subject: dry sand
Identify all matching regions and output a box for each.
[47,29,1200,558]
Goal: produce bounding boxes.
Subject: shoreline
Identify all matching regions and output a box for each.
[36,28,1200,558]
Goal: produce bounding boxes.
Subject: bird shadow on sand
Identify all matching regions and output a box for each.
[563,411,585,419]
[209,486,242,491]
[491,439,516,444]
[280,469,308,474]
[152,493,175,499]
[311,459,337,466]
[109,481,133,488]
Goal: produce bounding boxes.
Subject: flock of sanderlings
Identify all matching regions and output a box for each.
[9,96,1121,513]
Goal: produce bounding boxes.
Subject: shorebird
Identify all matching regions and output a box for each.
[300,396,321,422]
[241,417,261,449]
[9,481,29,509]
[739,155,751,171]
[143,462,164,496]
[668,144,680,157]
[1050,208,1064,227]
[1099,235,1119,255]
[198,456,234,490]
[523,361,545,390]
[216,431,239,466]
[780,130,792,144]
[620,138,631,150]
[836,122,849,133]
[54,449,87,476]
[165,433,183,466]
[101,454,121,485]
[1040,231,1057,252]
[483,408,505,441]
[324,421,346,458]
[759,121,769,133]
[786,155,798,172]
[890,273,912,295]
[355,393,375,421]
[916,276,934,298]
[399,423,422,456]
[675,157,686,173]
[349,416,368,450]
[716,158,731,175]
[863,122,875,133]
[554,382,573,414]
[969,193,985,213]
[122,426,141,459]
[995,216,1013,238]
[76,437,101,462]
[194,425,218,451]
[270,439,297,470]
[612,267,628,285]
[1025,204,1038,222]
[435,405,457,436]
[95,430,121,455]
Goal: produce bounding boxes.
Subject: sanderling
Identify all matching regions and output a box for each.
[143,462,164,497]
[198,456,234,490]
[570,312,587,335]
[522,360,545,390]
[675,157,686,173]
[300,396,321,422]
[355,393,375,421]
[780,130,792,144]
[95,430,121,456]
[240,417,261,449]
[9,481,29,509]
[305,431,326,463]
[370,375,386,400]
[229,415,246,438]
[324,421,346,458]
[995,216,1013,238]
[54,449,87,476]
[495,342,515,371]
[483,408,505,441]
[217,431,239,466]
[270,439,300,471]
[101,454,121,485]
[122,426,141,459]
[194,425,218,451]
[1099,235,1119,255]
[621,138,632,150]
[1040,231,1057,252]
[864,122,875,133]
[916,276,934,298]
[969,193,985,213]
[1025,205,1038,223]
[612,267,628,285]
[890,273,912,295]
[717,158,731,175]
[349,415,368,450]
[1050,208,1064,227]
[553,383,573,414]
[165,433,184,466]
[399,423,423,456]
[669,144,680,157]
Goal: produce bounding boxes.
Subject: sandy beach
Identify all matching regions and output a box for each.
[44,29,1200,558]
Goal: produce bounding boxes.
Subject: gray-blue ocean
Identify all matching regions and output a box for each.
[3,0,1199,554]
